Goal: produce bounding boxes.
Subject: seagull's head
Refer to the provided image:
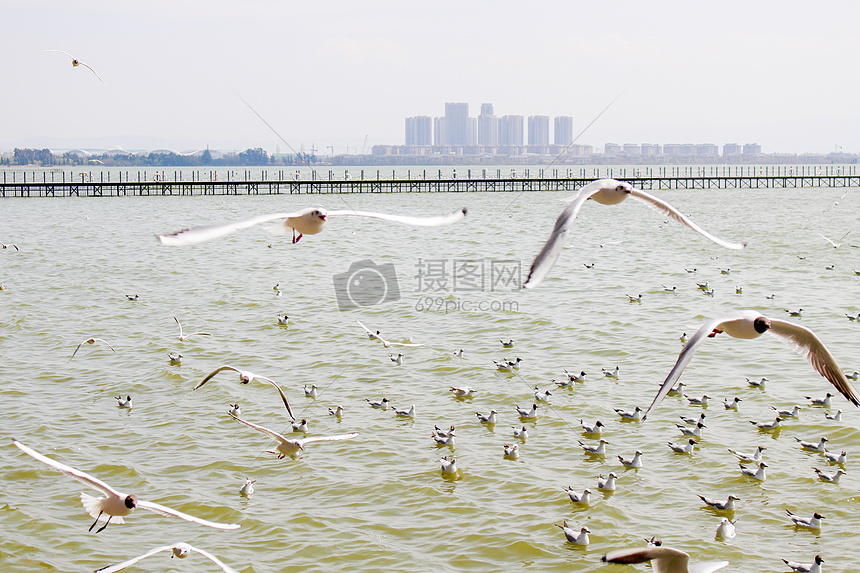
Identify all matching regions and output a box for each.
[311,209,327,222]
[753,316,771,333]
[124,494,138,509]
[239,375,251,384]
[172,544,192,559]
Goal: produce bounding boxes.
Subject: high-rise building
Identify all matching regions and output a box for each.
[528,116,549,146]
[723,143,742,156]
[444,103,469,146]
[499,115,524,146]
[641,143,662,156]
[433,117,446,146]
[405,116,432,146]
[478,103,499,146]
[554,116,574,146]
[604,143,621,155]
[743,143,762,155]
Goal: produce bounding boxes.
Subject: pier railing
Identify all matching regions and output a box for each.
[1,175,858,198]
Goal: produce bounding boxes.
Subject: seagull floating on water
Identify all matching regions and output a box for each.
[685,394,710,407]
[533,386,552,402]
[500,339,515,348]
[503,443,519,459]
[750,417,783,431]
[11,438,240,533]
[239,478,255,497]
[476,410,497,424]
[724,397,742,410]
[796,437,828,452]
[394,404,415,418]
[114,395,132,409]
[158,207,467,245]
[228,403,240,416]
[579,439,609,455]
[813,467,846,483]
[579,419,604,434]
[603,366,620,379]
[563,487,591,504]
[511,425,528,440]
[303,384,318,399]
[822,449,847,464]
[668,439,696,455]
[782,555,824,573]
[389,353,404,366]
[739,462,767,481]
[94,542,239,573]
[772,405,802,418]
[515,404,539,419]
[615,406,643,421]
[556,521,590,545]
[676,422,706,439]
[644,310,860,420]
[824,409,842,422]
[807,393,834,406]
[329,405,344,417]
[522,179,745,288]
[564,369,587,383]
[618,450,643,468]
[597,472,618,491]
[601,544,729,572]
[167,352,183,364]
[786,510,824,529]
[728,446,765,464]
[440,456,458,475]
[365,397,389,410]
[680,412,706,425]
[450,386,477,398]
[715,517,737,540]
[291,419,309,433]
[698,494,740,511]
[747,377,768,388]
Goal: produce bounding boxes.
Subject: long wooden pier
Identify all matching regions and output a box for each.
[1,174,858,198]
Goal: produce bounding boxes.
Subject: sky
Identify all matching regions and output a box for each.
[3,1,860,155]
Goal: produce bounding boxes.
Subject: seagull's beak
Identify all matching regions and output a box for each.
[319,214,327,221]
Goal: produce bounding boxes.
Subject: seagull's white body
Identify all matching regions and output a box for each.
[602,544,729,573]
[394,404,415,418]
[619,450,643,468]
[685,394,711,406]
[291,419,309,433]
[814,467,846,483]
[807,393,834,406]
[715,517,737,540]
[615,407,643,421]
[114,395,132,409]
[433,425,456,438]
[389,353,404,366]
[450,386,477,398]
[228,404,240,416]
[786,510,824,529]
[523,179,745,288]
[823,449,847,464]
[239,478,255,497]
[501,339,515,348]
[772,405,802,418]
[533,386,552,402]
[432,431,455,447]
[750,417,783,430]
[667,382,686,396]
[796,437,828,452]
[644,310,860,420]
[579,439,609,455]
[676,422,706,439]
[724,397,742,410]
[740,462,767,481]
[158,207,467,245]
[440,456,458,475]
[580,420,604,434]
[476,410,497,424]
[783,555,824,573]
[167,352,183,364]
[95,542,238,573]
[229,413,358,458]
[557,521,590,545]
[511,425,529,440]
[564,369,587,382]
[503,443,519,459]
[515,404,538,419]
[11,439,239,532]
[698,494,740,510]
[366,397,389,410]
[329,405,344,417]
[194,365,294,420]
[668,439,696,454]
[603,366,620,379]
[563,486,592,504]
[824,409,842,422]
[597,472,617,491]
[304,384,318,398]
[728,446,765,464]
[747,377,768,388]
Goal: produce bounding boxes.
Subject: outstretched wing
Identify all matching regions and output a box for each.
[136,499,240,530]
[768,319,860,406]
[326,208,467,227]
[158,212,304,246]
[186,545,240,573]
[644,316,731,420]
[523,180,606,289]
[77,61,105,84]
[258,377,296,420]
[629,188,746,250]
[11,438,124,498]
[356,319,377,337]
[194,365,239,390]
[229,413,290,445]
[298,432,360,447]
[94,545,175,573]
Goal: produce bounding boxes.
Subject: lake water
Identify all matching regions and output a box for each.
[1,183,857,572]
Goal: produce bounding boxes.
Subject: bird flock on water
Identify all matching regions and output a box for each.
[5,177,858,571]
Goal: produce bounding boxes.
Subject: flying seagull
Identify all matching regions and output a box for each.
[11,438,240,533]
[95,543,238,573]
[523,179,745,289]
[601,545,728,573]
[193,365,294,420]
[40,49,105,83]
[643,310,860,420]
[157,207,467,246]
[229,413,358,458]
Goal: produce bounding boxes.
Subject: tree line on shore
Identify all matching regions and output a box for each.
[2,147,319,167]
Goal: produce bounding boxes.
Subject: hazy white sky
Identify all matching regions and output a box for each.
[3,1,860,154]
